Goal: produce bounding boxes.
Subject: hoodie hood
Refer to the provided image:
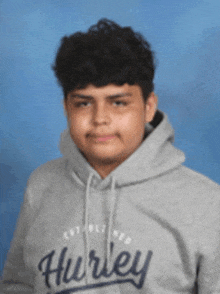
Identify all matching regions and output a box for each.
[60,110,185,187]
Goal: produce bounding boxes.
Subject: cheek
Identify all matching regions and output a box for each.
[69,113,87,128]
[68,114,88,139]
[117,112,145,133]
[115,116,145,148]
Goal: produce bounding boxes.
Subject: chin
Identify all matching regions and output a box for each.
[91,152,128,166]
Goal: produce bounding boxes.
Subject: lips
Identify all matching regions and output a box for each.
[96,136,116,142]
[88,133,117,142]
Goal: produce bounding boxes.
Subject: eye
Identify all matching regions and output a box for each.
[113,100,128,106]
[75,101,91,107]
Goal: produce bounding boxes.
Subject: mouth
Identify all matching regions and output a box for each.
[96,136,116,142]
[88,134,117,142]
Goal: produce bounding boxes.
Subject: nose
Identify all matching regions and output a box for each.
[93,102,111,125]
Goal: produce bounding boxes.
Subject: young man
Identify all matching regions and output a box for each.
[1,19,220,294]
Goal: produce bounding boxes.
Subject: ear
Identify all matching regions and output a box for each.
[145,92,158,123]
[63,99,68,116]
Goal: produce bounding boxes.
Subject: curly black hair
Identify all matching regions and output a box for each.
[52,18,155,101]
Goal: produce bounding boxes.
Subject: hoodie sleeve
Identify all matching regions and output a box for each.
[0,189,35,294]
[197,189,220,294]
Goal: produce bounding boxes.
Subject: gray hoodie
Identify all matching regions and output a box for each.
[1,110,220,294]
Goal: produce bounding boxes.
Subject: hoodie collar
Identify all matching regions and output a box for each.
[60,110,185,188]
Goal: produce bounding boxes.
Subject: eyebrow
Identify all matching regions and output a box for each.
[69,92,133,100]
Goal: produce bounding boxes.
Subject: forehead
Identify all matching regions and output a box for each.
[69,83,143,98]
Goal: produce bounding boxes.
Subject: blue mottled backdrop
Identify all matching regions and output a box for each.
[1,0,220,274]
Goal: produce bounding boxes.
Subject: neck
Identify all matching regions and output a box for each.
[87,159,122,179]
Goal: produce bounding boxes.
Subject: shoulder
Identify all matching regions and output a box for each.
[25,157,70,205]
[158,164,219,196]
[28,157,67,186]
[171,165,220,220]
[159,164,220,215]
[179,165,220,194]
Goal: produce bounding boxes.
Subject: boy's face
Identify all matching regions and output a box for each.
[65,83,157,173]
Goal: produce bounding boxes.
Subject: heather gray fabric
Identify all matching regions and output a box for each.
[1,110,220,293]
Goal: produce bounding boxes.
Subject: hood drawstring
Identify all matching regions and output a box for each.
[107,177,116,265]
[84,172,93,285]
[71,171,85,187]
[84,174,117,284]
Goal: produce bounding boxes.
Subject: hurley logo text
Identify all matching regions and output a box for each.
[38,242,153,293]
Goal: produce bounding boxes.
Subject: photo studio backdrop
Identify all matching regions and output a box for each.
[1,0,220,274]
